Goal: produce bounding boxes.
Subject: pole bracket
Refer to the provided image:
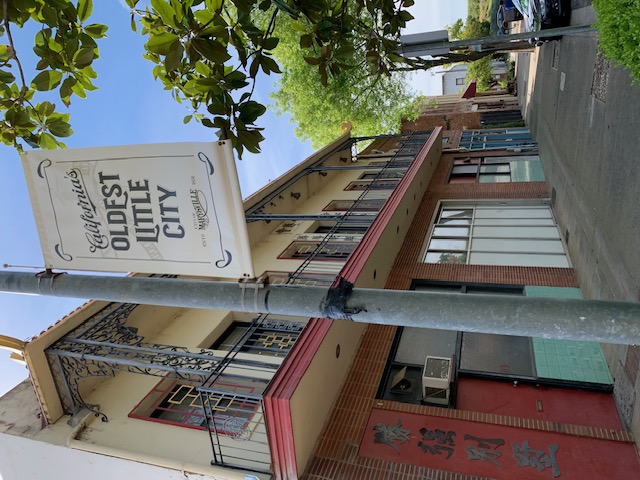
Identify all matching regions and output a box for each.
[322,277,365,321]
[239,275,268,312]
[36,268,66,294]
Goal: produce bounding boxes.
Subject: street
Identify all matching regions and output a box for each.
[515,0,640,444]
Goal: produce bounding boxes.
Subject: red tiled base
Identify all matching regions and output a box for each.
[301,324,635,480]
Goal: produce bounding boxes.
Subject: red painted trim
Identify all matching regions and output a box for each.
[264,130,442,479]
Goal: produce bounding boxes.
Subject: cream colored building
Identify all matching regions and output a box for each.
[0,126,439,480]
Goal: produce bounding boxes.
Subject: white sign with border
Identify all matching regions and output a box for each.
[22,141,254,278]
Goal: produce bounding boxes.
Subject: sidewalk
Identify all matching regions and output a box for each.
[514,2,640,446]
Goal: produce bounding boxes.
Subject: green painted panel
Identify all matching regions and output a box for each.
[524,286,583,298]
[510,159,545,182]
[526,286,612,384]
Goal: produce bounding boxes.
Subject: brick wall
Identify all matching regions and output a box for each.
[386,152,578,291]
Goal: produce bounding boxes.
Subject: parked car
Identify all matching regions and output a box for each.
[511,0,571,33]
[497,0,524,35]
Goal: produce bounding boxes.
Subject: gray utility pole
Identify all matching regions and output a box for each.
[2,271,640,345]
[399,25,597,57]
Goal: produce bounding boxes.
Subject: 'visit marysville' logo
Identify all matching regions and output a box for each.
[190,189,210,230]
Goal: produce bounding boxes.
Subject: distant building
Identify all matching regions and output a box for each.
[1,115,639,479]
[442,61,509,95]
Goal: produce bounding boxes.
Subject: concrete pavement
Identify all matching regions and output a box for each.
[514,2,640,447]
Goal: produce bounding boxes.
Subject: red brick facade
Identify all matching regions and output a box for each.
[386,152,578,291]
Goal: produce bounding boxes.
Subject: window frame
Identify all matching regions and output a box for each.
[278,240,359,261]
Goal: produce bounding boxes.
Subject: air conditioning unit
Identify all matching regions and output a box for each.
[422,356,452,406]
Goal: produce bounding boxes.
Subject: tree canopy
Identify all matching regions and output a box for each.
[447,16,493,91]
[268,14,417,148]
[1,0,505,159]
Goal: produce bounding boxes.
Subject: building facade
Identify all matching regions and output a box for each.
[1,121,638,479]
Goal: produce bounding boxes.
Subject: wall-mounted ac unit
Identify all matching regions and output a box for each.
[422,356,452,405]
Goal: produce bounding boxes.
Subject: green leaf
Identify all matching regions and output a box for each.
[37,101,56,116]
[237,100,266,124]
[261,55,281,74]
[60,76,76,105]
[84,24,108,38]
[147,32,180,55]
[164,42,184,71]
[335,44,355,60]
[304,56,321,65]
[0,45,13,62]
[191,38,231,63]
[38,132,58,149]
[183,114,192,124]
[0,69,15,83]
[31,70,63,91]
[249,55,260,78]
[71,79,87,98]
[205,0,224,11]
[151,0,179,29]
[126,0,139,7]
[74,48,95,68]
[231,0,251,14]
[77,0,93,23]
[263,37,279,50]
[47,120,73,137]
[201,117,215,128]
[299,34,313,49]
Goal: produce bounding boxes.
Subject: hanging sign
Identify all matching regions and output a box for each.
[22,141,254,278]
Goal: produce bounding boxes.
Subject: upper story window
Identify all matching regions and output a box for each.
[345,179,400,191]
[323,199,386,211]
[449,156,544,183]
[211,320,305,357]
[455,77,465,85]
[263,270,335,286]
[279,240,358,260]
[358,170,405,180]
[424,202,569,267]
[459,128,534,150]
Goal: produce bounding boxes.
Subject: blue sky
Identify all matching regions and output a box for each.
[0,0,466,396]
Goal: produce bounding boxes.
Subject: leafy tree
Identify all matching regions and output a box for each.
[269,14,416,148]
[448,16,490,41]
[0,0,106,150]
[448,16,493,92]
[0,0,512,158]
[465,55,493,91]
[593,0,640,83]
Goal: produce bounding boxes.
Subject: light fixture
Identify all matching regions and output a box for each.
[319,171,327,177]
[291,192,301,199]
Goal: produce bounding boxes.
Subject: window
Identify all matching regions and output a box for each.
[368,159,412,168]
[455,77,465,85]
[345,179,400,191]
[424,203,569,267]
[129,377,265,436]
[414,281,524,296]
[459,128,534,150]
[211,320,304,356]
[279,240,358,260]
[358,170,405,180]
[449,156,544,183]
[323,199,386,212]
[264,270,335,286]
[313,223,369,234]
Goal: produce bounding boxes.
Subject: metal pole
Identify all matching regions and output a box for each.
[399,25,597,57]
[2,271,640,344]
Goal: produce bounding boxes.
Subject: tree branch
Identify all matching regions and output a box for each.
[2,0,28,102]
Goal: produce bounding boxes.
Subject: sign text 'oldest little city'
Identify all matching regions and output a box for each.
[22,142,254,278]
